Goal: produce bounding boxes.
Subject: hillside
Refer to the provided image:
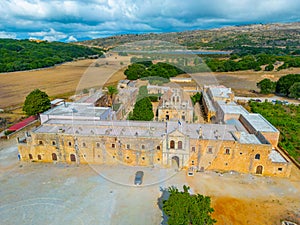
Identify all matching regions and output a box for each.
[81,22,300,52]
[0,39,103,73]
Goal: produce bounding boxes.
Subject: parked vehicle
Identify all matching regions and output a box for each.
[134,171,144,185]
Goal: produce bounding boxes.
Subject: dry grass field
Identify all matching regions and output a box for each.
[0,53,131,109]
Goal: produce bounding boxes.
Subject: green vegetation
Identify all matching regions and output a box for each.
[275,74,300,96]
[191,92,202,105]
[23,89,51,116]
[128,86,157,121]
[140,76,169,85]
[162,185,216,225]
[128,97,154,121]
[249,102,300,162]
[124,61,184,80]
[289,83,300,99]
[0,39,103,73]
[256,78,276,94]
[256,74,300,98]
[205,53,300,72]
[106,86,118,107]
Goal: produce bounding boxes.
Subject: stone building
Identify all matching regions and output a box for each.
[17,85,294,178]
[157,88,194,123]
[18,118,291,177]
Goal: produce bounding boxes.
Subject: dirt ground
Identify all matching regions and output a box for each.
[0,141,299,225]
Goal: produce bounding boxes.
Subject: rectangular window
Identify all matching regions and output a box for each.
[191,147,196,152]
[126,144,130,149]
[225,148,230,155]
[96,143,100,148]
[207,147,213,154]
[278,168,283,171]
[112,143,115,148]
[38,140,43,145]
[52,141,56,146]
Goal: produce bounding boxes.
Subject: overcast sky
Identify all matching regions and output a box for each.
[0,0,300,42]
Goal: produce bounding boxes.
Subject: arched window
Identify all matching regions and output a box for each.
[37,155,42,160]
[178,141,183,149]
[256,165,263,174]
[82,142,86,147]
[70,154,76,162]
[52,153,57,161]
[255,154,260,160]
[29,154,33,160]
[170,140,175,149]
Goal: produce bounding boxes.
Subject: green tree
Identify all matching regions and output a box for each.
[257,78,276,94]
[276,74,300,96]
[191,92,202,105]
[289,82,300,99]
[23,89,51,116]
[265,63,274,71]
[124,63,146,80]
[162,185,216,225]
[129,97,154,121]
[106,86,118,107]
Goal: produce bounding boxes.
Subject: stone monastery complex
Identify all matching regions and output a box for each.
[18,80,292,177]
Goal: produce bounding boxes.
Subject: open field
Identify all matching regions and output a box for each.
[0,142,299,225]
[0,54,131,109]
[1,52,300,109]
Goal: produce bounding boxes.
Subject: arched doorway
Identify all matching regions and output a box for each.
[52,153,57,161]
[70,154,76,162]
[256,165,263,174]
[172,156,179,168]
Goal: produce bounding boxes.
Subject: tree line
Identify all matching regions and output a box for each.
[257,74,300,98]
[124,60,184,80]
[0,39,103,73]
[205,53,300,72]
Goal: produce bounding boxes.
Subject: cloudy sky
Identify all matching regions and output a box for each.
[0,0,300,42]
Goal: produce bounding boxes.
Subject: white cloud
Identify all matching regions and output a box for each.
[29,28,67,42]
[67,35,78,42]
[0,31,17,39]
[0,0,300,41]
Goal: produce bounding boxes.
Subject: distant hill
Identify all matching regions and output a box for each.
[81,22,300,52]
[0,39,103,73]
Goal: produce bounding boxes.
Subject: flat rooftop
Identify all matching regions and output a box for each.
[208,86,232,99]
[241,113,279,133]
[42,103,110,118]
[217,101,249,115]
[269,149,287,163]
[238,132,261,144]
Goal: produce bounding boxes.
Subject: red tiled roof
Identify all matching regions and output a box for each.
[8,116,37,131]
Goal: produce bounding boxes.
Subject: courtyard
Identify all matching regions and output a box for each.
[0,143,300,225]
